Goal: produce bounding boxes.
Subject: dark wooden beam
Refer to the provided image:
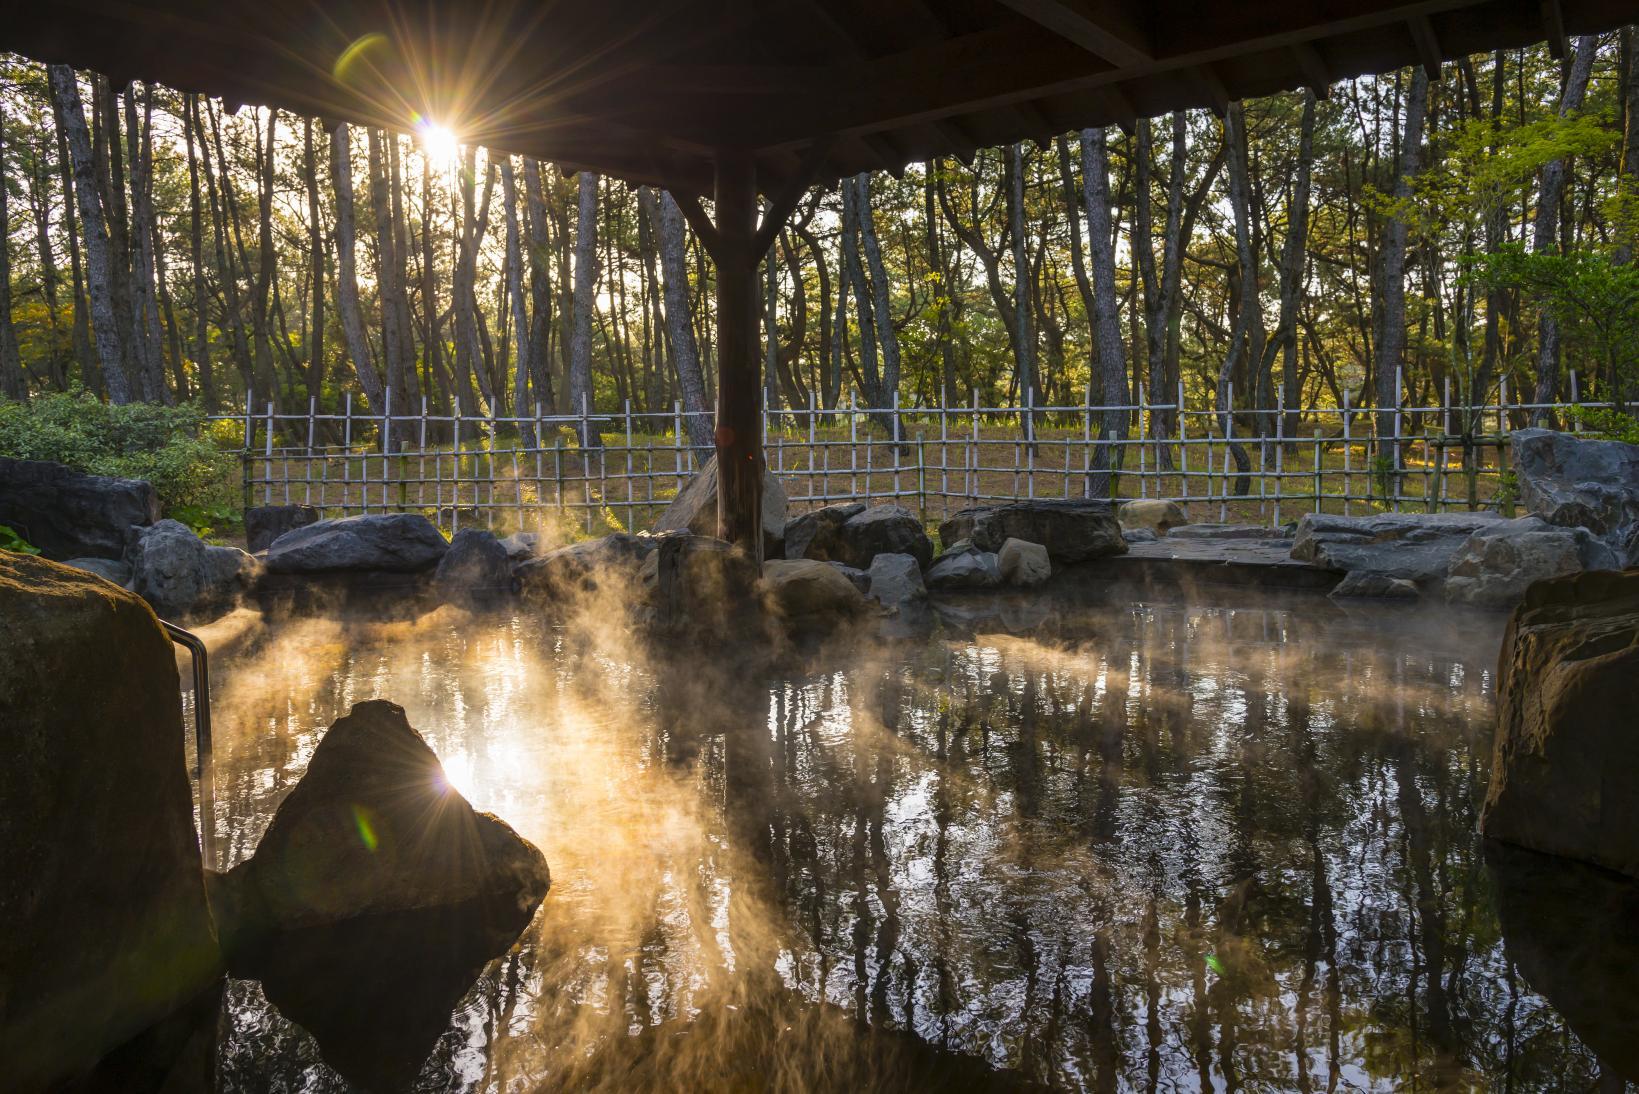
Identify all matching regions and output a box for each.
[1290,41,1333,99]
[1197,63,1230,118]
[992,0,1152,67]
[1408,15,1443,78]
[1540,0,1569,59]
[1101,82,1138,135]
[753,137,833,254]
[710,148,764,558]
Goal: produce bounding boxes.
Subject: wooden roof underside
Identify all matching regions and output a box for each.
[3,0,1631,195]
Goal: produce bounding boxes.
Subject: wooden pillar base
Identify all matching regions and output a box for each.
[712,149,764,560]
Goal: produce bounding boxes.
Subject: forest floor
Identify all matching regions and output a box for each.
[234,422,1514,546]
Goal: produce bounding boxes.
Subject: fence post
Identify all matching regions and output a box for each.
[1341,388,1352,516]
[241,389,254,513]
[381,385,394,513]
[1176,379,1188,504]
[263,400,275,506]
[1569,369,1581,431]
[916,431,926,523]
[305,395,317,508]
[1219,380,1233,523]
[1273,386,1285,527]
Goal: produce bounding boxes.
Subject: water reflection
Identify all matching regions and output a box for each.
[200,597,1635,1091]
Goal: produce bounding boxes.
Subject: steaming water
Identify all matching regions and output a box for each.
[198,594,1634,1092]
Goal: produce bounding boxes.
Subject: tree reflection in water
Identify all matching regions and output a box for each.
[202,598,1635,1092]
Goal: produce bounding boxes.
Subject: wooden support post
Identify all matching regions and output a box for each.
[711,149,764,558]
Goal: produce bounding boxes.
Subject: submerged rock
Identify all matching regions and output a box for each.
[0,555,219,1088]
[128,518,256,620]
[0,456,160,560]
[433,528,514,606]
[939,500,1125,565]
[926,550,1003,590]
[1119,499,1188,536]
[760,558,868,626]
[266,513,449,574]
[1329,570,1420,599]
[217,700,550,945]
[653,454,787,557]
[1443,515,1617,609]
[244,504,320,554]
[1512,428,1639,566]
[782,502,865,562]
[1481,569,1639,881]
[1290,512,1499,585]
[866,552,927,612]
[997,537,1051,586]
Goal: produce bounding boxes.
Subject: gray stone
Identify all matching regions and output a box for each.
[0,556,219,1086]
[516,532,656,601]
[1481,569,1639,881]
[1122,528,1158,544]
[827,561,871,593]
[216,700,550,943]
[1118,499,1188,535]
[1290,512,1501,583]
[63,556,132,586]
[653,454,787,557]
[997,538,1051,586]
[783,503,866,562]
[761,558,868,625]
[836,504,933,570]
[926,550,1003,590]
[499,531,542,562]
[1512,428,1639,566]
[0,456,160,560]
[643,534,762,633]
[128,519,255,620]
[244,504,320,553]
[266,513,450,574]
[938,500,1125,565]
[1444,516,1619,609]
[866,552,927,612]
[434,529,514,604]
[1329,570,1420,599]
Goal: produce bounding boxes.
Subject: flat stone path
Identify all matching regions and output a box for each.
[1075,533,1342,593]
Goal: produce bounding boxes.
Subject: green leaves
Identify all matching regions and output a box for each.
[0,524,41,555]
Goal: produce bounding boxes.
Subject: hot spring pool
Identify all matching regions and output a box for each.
[193,592,1635,1091]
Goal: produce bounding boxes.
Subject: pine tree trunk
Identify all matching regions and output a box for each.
[53,88,97,392]
[648,189,712,451]
[328,122,385,410]
[856,174,901,414]
[1080,128,1127,471]
[1007,144,1037,441]
[303,118,326,401]
[1374,69,1429,460]
[1530,36,1598,422]
[1273,92,1317,443]
[569,170,600,448]
[0,101,25,401]
[47,65,132,403]
[124,85,169,403]
[501,158,534,445]
[522,159,555,412]
[184,95,216,410]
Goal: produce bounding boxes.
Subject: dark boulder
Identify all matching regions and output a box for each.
[865,552,926,612]
[938,499,1125,565]
[833,504,933,571]
[265,513,449,574]
[926,550,1003,590]
[516,532,656,602]
[1512,428,1639,566]
[433,529,514,606]
[1480,569,1639,880]
[127,518,257,620]
[760,559,869,626]
[64,556,133,586]
[0,456,160,560]
[215,699,550,944]
[653,454,787,558]
[1290,512,1499,584]
[0,555,219,1087]
[640,533,763,635]
[244,504,320,553]
[1443,515,1617,609]
[782,502,866,563]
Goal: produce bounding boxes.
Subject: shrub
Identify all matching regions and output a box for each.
[0,390,239,530]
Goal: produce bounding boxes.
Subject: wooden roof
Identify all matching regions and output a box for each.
[4,0,1631,195]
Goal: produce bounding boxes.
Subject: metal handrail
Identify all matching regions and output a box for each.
[161,621,216,869]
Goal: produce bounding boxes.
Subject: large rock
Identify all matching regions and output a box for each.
[926,550,1003,590]
[865,552,926,612]
[938,500,1125,565]
[516,532,656,601]
[1118,499,1188,536]
[64,556,133,586]
[1480,569,1639,880]
[1329,570,1419,599]
[997,537,1051,586]
[783,503,865,562]
[128,518,256,620]
[836,504,933,570]
[0,456,160,560]
[1289,512,1500,584]
[0,555,219,1086]
[265,513,449,574]
[433,529,514,605]
[1513,428,1639,566]
[244,504,320,554]
[642,534,762,633]
[760,558,868,625]
[1443,515,1618,609]
[653,454,787,557]
[217,700,550,942]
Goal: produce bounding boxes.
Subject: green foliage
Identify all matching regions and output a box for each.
[0,390,240,527]
[0,524,41,555]
[1566,406,1639,445]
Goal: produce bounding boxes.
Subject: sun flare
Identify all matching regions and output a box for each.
[415,119,460,169]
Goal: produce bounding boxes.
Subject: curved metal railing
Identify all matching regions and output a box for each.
[161,621,216,869]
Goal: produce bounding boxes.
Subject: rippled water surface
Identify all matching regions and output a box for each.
[199,591,1636,1092]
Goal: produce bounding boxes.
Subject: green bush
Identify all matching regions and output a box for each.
[1566,406,1639,445]
[0,390,239,530]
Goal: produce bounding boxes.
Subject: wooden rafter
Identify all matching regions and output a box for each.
[991,0,1152,67]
